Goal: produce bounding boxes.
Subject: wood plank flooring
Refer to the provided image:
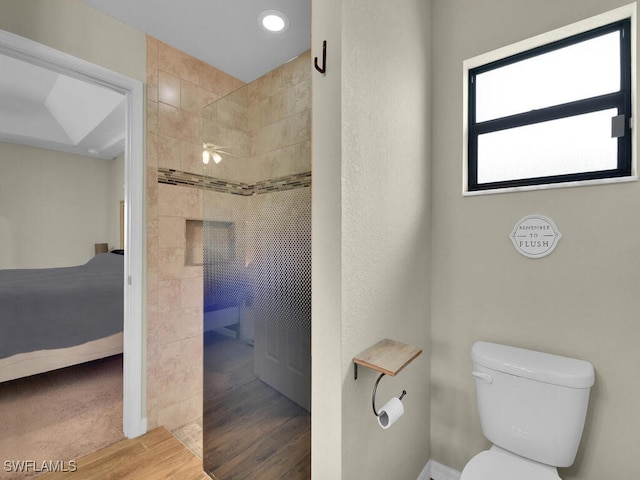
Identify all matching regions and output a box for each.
[33,331,310,480]
[37,427,208,480]
[203,331,311,480]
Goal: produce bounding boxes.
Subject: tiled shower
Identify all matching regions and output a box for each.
[200,52,312,478]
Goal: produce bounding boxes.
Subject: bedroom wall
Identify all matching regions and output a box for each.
[0,4,144,255]
[0,0,144,268]
[430,0,640,477]
[0,141,117,269]
[107,153,125,251]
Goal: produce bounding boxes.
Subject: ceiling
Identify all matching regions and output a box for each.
[81,0,312,84]
[0,0,310,160]
[0,53,126,160]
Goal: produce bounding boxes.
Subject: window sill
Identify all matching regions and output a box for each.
[463,175,638,197]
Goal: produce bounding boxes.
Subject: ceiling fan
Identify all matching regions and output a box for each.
[202,142,244,164]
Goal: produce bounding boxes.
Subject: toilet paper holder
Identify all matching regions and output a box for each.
[352,339,422,418]
[372,372,407,417]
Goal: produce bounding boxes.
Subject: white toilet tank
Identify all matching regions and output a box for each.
[471,341,594,468]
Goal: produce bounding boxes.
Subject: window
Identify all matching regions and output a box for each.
[464,9,635,193]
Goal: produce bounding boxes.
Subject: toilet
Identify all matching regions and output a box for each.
[460,341,594,480]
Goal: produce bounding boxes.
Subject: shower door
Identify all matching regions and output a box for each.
[201,52,312,479]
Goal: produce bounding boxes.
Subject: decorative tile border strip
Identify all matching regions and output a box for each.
[158,168,311,196]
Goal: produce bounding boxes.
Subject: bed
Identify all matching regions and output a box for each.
[0,252,124,382]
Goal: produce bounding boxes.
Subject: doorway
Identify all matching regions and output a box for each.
[0,29,145,438]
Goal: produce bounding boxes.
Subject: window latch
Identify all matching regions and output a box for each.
[612,114,626,138]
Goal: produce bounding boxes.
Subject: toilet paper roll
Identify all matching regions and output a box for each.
[377,397,404,429]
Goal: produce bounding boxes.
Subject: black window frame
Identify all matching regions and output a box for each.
[467,18,632,192]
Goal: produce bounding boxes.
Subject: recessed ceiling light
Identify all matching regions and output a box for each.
[258,10,289,34]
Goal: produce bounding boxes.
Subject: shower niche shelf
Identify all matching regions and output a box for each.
[353,339,422,380]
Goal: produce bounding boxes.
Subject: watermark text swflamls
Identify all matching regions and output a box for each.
[4,460,77,473]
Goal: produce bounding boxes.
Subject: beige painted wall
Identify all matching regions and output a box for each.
[0,142,116,268]
[0,0,145,83]
[430,0,640,477]
[313,0,432,478]
[108,153,125,250]
[7,2,632,478]
[0,0,144,265]
[311,0,343,476]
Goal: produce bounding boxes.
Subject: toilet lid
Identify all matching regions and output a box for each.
[460,450,562,480]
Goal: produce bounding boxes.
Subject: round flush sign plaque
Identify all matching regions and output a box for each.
[509,215,562,259]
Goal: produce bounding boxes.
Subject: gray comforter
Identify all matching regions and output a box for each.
[0,253,124,359]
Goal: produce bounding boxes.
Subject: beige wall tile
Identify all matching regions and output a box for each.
[158,71,181,108]
[158,102,201,144]
[157,184,203,219]
[228,85,248,107]
[146,395,158,431]
[150,309,199,351]
[248,81,310,132]
[181,140,203,175]
[146,168,158,216]
[158,40,199,84]
[181,276,203,309]
[181,306,204,338]
[179,337,202,372]
[146,100,158,135]
[215,95,248,130]
[248,67,284,104]
[281,50,311,87]
[158,247,186,281]
[157,367,201,409]
[151,310,181,347]
[147,67,158,103]
[158,216,185,249]
[146,36,159,70]
[157,134,181,170]
[202,122,250,158]
[182,264,202,279]
[157,402,181,430]
[252,140,312,182]
[178,395,202,430]
[147,266,159,311]
[203,155,252,184]
[157,339,182,377]
[146,132,158,168]
[249,109,311,159]
[146,231,159,270]
[181,80,219,115]
[158,278,182,312]
[146,35,259,436]
[198,61,243,97]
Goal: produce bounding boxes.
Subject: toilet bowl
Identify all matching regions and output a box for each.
[460,342,594,480]
[461,446,561,480]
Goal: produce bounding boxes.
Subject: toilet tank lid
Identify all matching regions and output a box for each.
[472,342,594,389]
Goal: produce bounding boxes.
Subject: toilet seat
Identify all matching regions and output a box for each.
[460,449,562,480]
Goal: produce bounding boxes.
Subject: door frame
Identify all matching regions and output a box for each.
[0,29,146,438]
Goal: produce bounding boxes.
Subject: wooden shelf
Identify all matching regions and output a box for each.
[353,339,422,378]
